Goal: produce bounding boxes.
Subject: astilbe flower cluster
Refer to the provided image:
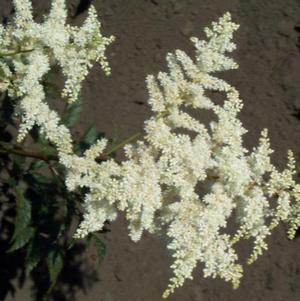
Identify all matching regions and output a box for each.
[0,0,114,147]
[1,1,300,298]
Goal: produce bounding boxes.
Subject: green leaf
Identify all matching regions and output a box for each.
[8,226,35,252]
[7,187,35,252]
[75,126,105,154]
[25,240,43,275]
[92,234,106,264]
[11,187,32,240]
[29,171,52,185]
[30,160,47,171]
[81,126,99,145]
[62,101,82,128]
[47,249,64,291]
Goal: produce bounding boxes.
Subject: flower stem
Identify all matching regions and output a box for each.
[0,48,35,58]
[0,131,141,163]
[104,132,142,156]
[0,141,58,162]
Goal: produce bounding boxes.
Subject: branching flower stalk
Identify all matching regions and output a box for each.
[1,1,300,298]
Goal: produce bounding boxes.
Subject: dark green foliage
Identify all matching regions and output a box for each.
[8,187,34,252]
[75,125,105,155]
[82,126,99,145]
[47,248,64,291]
[30,159,48,171]
[62,101,82,128]
[8,226,35,252]
[0,87,109,300]
[25,238,44,275]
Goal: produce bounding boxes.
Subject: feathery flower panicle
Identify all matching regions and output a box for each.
[2,4,300,299]
[1,0,117,239]
[112,12,299,297]
[1,0,114,145]
[13,0,33,27]
[63,140,122,239]
[58,5,115,102]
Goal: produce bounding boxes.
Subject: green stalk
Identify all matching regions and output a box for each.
[0,141,58,162]
[0,48,35,58]
[104,132,142,157]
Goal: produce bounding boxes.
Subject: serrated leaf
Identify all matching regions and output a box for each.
[62,101,82,128]
[92,234,106,263]
[8,187,35,252]
[47,249,64,291]
[11,187,32,240]
[25,240,43,275]
[8,226,35,252]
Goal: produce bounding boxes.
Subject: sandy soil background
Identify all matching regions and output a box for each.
[1,0,300,300]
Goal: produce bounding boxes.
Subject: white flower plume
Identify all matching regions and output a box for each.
[1,5,300,299]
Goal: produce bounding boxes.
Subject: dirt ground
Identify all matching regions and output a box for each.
[1,0,300,300]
